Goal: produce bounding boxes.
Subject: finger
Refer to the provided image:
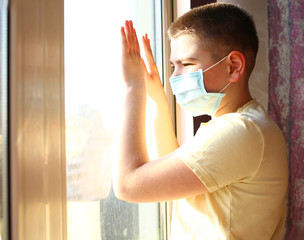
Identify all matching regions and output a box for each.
[133,28,140,54]
[121,26,128,55]
[144,34,153,54]
[125,20,133,53]
[143,34,153,57]
[142,34,157,72]
[129,20,136,53]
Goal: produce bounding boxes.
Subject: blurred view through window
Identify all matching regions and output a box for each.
[64,0,164,239]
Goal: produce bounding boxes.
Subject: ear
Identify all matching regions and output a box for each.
[227,51,245,82]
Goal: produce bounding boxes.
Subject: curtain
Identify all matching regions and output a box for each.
[267,0,304,239]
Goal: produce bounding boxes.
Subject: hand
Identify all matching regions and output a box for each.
[142,34,164,99]
[121,20,145,89]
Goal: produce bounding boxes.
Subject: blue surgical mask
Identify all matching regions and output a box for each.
[169,56,231,117]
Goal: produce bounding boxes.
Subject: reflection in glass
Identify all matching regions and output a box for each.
[65,0,163,239]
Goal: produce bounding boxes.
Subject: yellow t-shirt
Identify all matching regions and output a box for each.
[170,100,288,240]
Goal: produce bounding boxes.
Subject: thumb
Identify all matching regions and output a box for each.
[141,58,150,77]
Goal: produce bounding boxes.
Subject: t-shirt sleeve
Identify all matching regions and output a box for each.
[173,116,264,193]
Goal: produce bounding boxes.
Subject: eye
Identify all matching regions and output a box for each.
[182,63,193,67]
[171,65,175,71]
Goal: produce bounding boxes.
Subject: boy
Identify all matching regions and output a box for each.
[116,3,288,239]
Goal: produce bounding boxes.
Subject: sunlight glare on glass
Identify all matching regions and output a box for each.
[64,0,139,129]
[64,1,162,239]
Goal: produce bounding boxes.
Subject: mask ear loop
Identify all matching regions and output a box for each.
[203,56,228,73]
[219,81,232,93]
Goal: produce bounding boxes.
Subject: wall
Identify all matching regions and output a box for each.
[218,0,269,110]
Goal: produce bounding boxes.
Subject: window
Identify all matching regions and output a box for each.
[64,0,168,239]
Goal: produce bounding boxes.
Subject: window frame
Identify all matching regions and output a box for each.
[0,0,9,239]
[9,0,67,239]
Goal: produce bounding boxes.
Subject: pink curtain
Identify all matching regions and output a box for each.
[267,0,304,239]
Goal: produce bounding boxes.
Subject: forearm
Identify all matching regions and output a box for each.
[148,88,179,157]
[115,86,149,196]
[140,33,179,156]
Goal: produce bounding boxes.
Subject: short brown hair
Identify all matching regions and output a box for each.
[168,3,259,75]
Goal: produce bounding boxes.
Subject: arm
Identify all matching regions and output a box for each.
[142,34,179,156]
[114,20,207,203]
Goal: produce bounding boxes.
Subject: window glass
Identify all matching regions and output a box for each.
[64,0,164,239]
[0,0,8,239]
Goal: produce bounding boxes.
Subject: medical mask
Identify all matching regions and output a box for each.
[169,56,231,117]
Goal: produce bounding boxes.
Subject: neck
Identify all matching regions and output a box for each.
[215,86,252,117]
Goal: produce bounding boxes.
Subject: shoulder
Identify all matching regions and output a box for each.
[191,100,273,157]
[196,114,261,143]
[201,99,280,137]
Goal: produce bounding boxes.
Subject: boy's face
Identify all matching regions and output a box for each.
[170,34,228,93]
